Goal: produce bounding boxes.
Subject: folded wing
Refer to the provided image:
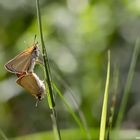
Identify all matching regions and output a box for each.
[5,47,33,74]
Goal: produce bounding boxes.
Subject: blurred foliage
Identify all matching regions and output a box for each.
[0,0,140,139]
[12,129,140,140]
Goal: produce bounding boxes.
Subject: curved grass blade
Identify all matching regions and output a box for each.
[53,83,90,139]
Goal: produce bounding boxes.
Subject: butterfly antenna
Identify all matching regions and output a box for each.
[34,34,37,44]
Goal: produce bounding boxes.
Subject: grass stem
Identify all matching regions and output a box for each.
[36,0,61,140]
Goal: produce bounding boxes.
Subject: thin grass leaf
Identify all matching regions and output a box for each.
[53,83,90,139]
[116,39,140,129]
[106,65,119,140]
[99,50,110,140]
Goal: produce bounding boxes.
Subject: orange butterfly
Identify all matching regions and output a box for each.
[5,42,40,74]
[16,72,45,102]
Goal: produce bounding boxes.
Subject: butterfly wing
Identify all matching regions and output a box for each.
[16,73,39,97]
[5,47,34,74]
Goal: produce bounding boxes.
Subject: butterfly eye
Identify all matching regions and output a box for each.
[38,96,42,101]
[37,94,43,101]
[32,46,39,57]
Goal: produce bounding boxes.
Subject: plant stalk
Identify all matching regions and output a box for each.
[36,0,61,140]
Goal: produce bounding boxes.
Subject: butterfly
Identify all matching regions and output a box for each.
[5,42,40,75]
[16,72,46,104]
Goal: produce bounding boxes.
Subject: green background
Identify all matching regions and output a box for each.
[0,0,140,139]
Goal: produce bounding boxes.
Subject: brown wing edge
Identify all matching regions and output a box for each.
[4,62,17,73]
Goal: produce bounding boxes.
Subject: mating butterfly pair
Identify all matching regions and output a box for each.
[5,42,46,104]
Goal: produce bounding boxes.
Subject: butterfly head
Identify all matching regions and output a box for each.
[37,94,43,101]
[32,42,40,58]
[36,82,45,101]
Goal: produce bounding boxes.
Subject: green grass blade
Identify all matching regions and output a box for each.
[116,39,140,129]
[99,50,110,140]
[53,83,90,139]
